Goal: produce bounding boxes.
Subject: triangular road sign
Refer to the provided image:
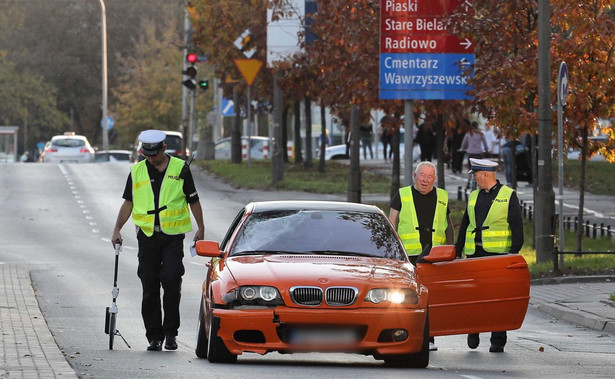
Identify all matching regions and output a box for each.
[234,59,263,87]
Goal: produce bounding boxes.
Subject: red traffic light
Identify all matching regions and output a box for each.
[186,53,198,63]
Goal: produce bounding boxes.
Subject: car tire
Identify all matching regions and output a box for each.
[195,298,208,358]
[383,310,430,368]
[206,301,237,363]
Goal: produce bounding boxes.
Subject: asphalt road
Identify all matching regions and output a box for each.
[0,162,613,378]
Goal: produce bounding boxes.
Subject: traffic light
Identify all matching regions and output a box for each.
[198,79,209,91]
[182,53,198,90]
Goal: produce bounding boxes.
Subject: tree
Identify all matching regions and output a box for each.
[453,0,615,262]
[0,53,70,152]
[111,19,213,148]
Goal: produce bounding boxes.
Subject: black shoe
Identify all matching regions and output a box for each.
[147,340,162,351]
[164,335,178,350]
[467,334,479,349]
[489,345,504,353]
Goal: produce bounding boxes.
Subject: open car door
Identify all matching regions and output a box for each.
[415,246,530,337]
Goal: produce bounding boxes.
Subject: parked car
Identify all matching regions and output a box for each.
[131,130,187,162]
[320,129,420,161]
[41,132,95,163]
[94,150,131,162]
[214,136,271,160]
[193,201,530,366]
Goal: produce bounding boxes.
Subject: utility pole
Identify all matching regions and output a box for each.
[98,0,108,151]
[181,9,190,159]
[536,0,555,263]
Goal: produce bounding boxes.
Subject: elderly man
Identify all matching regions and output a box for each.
[389,161,454,351]
[455,158,524,353]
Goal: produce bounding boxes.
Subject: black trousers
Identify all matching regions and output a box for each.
[137,230,185,342]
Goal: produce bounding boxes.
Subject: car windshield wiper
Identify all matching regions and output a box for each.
[304,250,377,258]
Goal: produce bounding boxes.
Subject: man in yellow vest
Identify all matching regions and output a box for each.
[389,161,454,351]
[455,157,524,353]
[111,129,204,352]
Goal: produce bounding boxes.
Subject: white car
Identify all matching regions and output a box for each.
[94,150,132,162]
[41,133,95,163]
[320,129,420,161]
[215,136,271,160]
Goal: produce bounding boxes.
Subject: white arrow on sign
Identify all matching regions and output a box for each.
[460,38,472,50]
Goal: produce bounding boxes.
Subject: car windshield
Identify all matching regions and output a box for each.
[53,138,85,148]
[165,136,182,150]
[230,210,406,260]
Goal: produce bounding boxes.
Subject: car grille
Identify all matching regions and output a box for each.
[290,286,358,306]
[325,287,358,306]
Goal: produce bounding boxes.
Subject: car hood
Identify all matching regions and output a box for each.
[223,254,416,289]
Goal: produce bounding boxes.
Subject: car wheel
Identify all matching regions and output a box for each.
[206,301,237,363]
[383,311,430,368]
[195,298,208,358]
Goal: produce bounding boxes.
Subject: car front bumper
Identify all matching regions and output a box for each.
[212,306,427,356]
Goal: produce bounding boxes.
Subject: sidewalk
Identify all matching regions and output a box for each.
[0,263,78,378]
[1,262,613,378]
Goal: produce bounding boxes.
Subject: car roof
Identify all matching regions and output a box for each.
[246,200,381,214]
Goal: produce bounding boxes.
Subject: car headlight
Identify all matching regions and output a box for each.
[223,286,284,308]
[365,288,418,305]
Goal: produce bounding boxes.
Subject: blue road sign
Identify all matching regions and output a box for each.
[379,53,473,100]
[221,98,234,116]
[100,116,114,130]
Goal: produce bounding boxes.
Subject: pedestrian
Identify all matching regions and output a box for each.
[451,118,468,174]
[359,121,374,159]
[111,129,205,352]
[414,119,436,161]
[501,138,520,188]
[388,161,454,352]
[459,121,489,188]
[379,114,394,162]
[455,158,524,353]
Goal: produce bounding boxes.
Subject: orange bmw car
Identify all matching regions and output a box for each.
[194,201,529,367]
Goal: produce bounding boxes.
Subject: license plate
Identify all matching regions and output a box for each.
[289,328,358,346]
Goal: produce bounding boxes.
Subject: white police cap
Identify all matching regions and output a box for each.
[468,158,498,174]
[138,129,166,156]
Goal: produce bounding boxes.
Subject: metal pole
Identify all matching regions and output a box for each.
[247,85,252,170]
[189,88,196,155]
[99,0,108,151]
[181,9,190,158]
[404,100,414,186]
[557,62,566,267]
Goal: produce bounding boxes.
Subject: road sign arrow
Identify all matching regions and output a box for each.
[460,38,473,50]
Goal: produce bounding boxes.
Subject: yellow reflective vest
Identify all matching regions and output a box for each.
[464,185,514,255]
[397,186,449,256]
[131,157,192,237]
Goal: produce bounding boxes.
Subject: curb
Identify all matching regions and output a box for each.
[530,275,615,286]
[536,302,615,334]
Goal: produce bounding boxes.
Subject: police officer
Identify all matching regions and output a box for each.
[455,158,524,353]
[111,129,204,351]
[389,161,454,351]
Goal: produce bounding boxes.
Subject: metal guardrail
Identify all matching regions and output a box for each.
[552,246,615,272]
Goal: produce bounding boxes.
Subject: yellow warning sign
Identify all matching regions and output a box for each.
[234,59,263,87]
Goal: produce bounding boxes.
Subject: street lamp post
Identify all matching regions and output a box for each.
[99,0,109,151]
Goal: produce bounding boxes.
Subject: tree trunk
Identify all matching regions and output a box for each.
[435,106,445,189]
[576,124,589,253]
[293,100,303,163]
[231,85,242,164]
[318,104,326,173]
[347,105,361,203]
[271,70,284,183]
[304,97,313,168]
[390,114,401,202]
[282,105,289,163]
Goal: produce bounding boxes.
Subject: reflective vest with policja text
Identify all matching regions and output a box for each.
[397,186,449,256]
[464,185,514,255]
[131,157,192,237]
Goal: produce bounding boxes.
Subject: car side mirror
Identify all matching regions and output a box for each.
[195,240,223,258]
[421,245,456,263]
